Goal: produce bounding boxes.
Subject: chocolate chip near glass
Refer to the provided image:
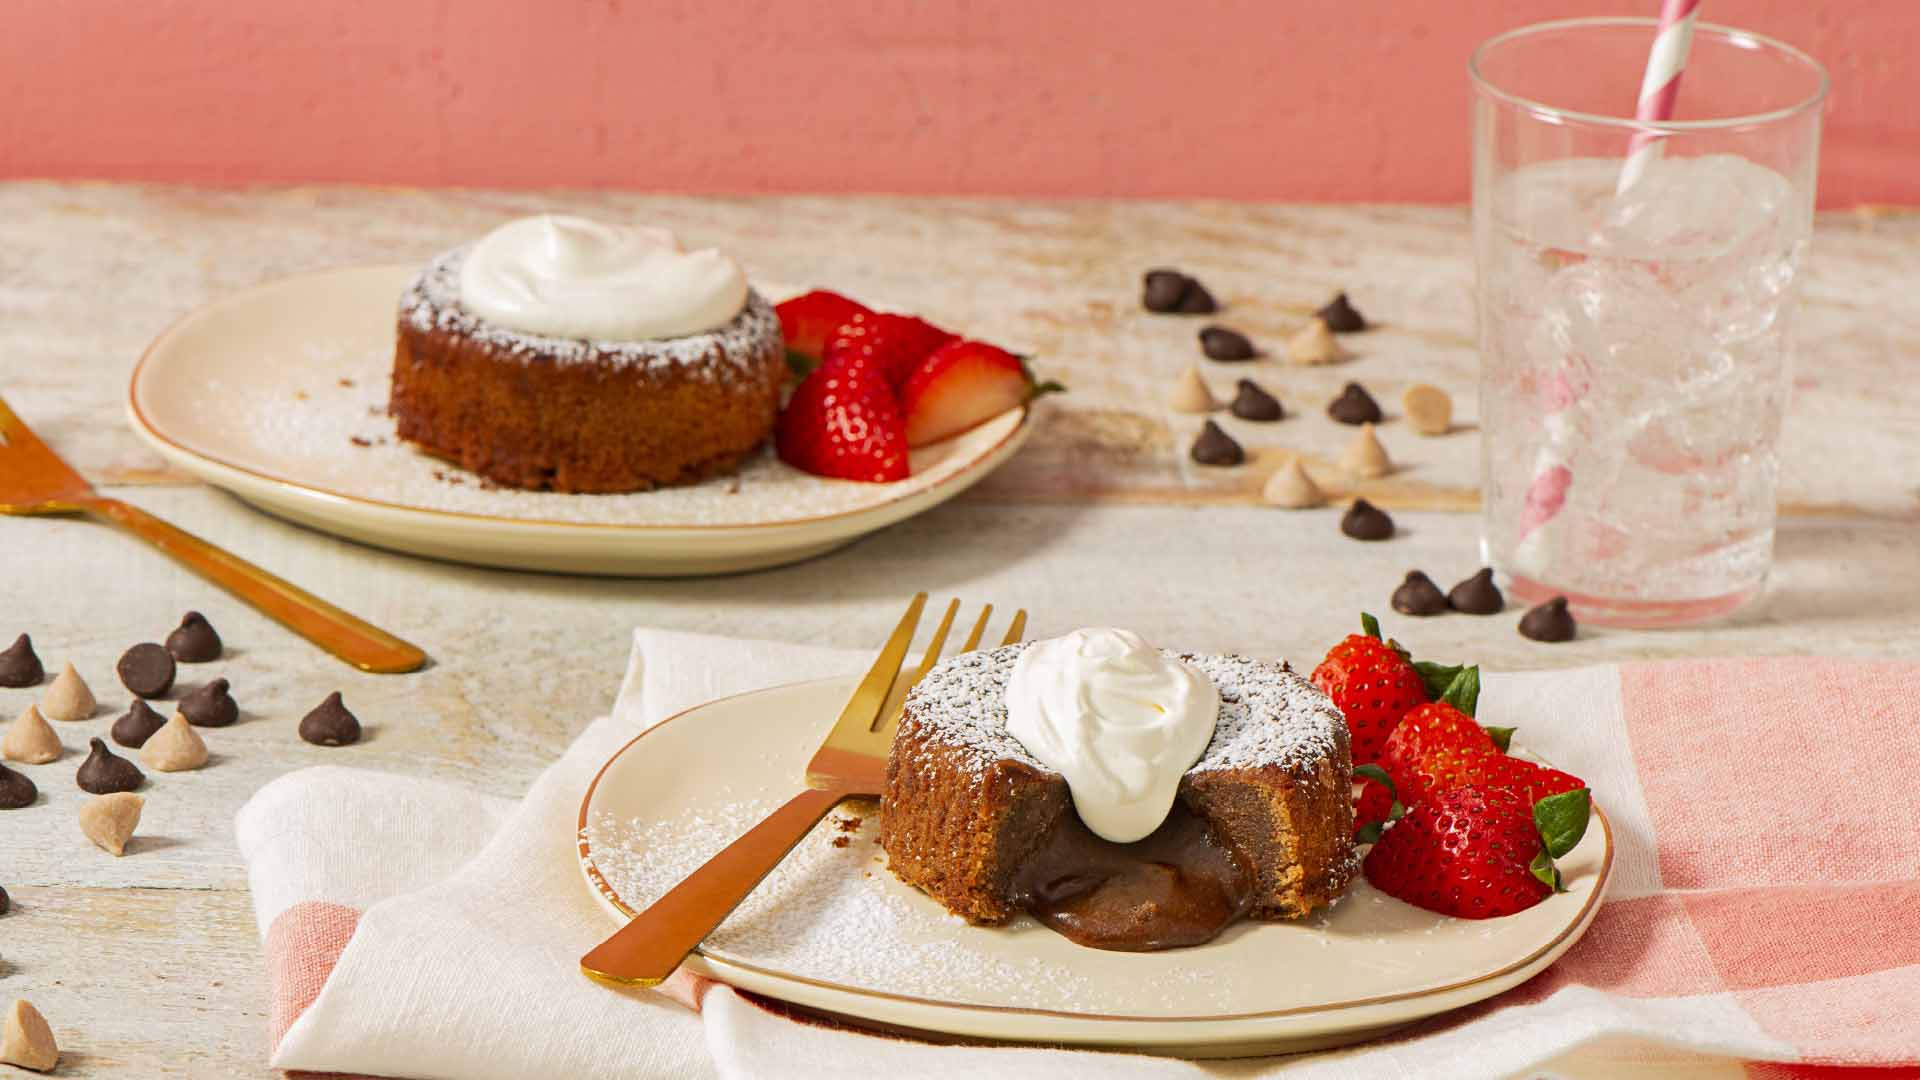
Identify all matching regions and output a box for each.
[1316,291,1367,332]
[76,738,145,795]
[179,677,239,727]
[299,691,362,747]
[1448,567,1505,615]
[1340,498,1394,541]
[1229,380,1283,422]
[1391,570,1449,616]
[1189,420,1245,466]
[1198,326,1255,361]
[111,700,168,748]
[165,611,222,663]
[1141,268,1191,313]
[1327,382,1383,425]
[0,763,37,809]
[1519,596,1578,642]
[0,886,9,915]
[0,634,44,688]
[115,643,176,698]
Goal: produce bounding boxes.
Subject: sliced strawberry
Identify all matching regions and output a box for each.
[822,312,956,390]
[775,354,909,483]
[1363,783,1592,919]
[898,339,1059,447]
[776,291,872,372]
[1310,614,1429,767]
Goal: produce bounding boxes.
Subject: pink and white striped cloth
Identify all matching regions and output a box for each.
[236,629,1920,1079]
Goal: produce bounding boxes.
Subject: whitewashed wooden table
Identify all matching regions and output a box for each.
[0,183,1914,1077]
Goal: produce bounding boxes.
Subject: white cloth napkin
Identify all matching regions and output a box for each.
[237,630,1918,1078]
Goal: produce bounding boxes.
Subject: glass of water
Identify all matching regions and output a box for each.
[1470,18,1826,627]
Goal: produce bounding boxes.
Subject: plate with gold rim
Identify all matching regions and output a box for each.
[127,265,1032,577]
[576,675,1613,1057]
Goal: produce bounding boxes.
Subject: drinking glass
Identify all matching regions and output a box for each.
[1470,18,1827,626]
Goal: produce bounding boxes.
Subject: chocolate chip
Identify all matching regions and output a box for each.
[1177,280,1219,314]
[1448,567,1505,615]
[1317,291,1367,333]
[1190,420,1245,466]
[1327,382,1383,425]
[76,738,145,795]
[1142,269,1191,313]
[0,764,37,809]
[0,886,9,915]
[1392,570,1448,616]
[1229,379,1283,422]
[1199,326,1254,361]
[1519,596,1577,642]
[1340,498,1394,541]
[0,634,43,688]
[111,699,168,749]
[299,691,362,747]
[165,611,222,663]
[116,643,176,699]
[179,678,238,728]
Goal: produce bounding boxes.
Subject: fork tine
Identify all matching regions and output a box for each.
[1001,609,1028,646]
[873,598,958,732]
[0,395,92,502]
[958,604,994,653]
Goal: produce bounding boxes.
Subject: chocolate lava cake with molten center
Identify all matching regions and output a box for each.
[880,643,1356,951]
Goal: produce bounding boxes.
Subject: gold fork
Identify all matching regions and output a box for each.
[0,396,425,673]
[580,592,1026,988]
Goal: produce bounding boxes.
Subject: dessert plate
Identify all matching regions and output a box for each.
[127,266,1031,576]
[577,677,1614,1057]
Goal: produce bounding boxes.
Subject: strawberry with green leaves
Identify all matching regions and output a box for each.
[1311,613,1430,766]
[1363,784,1592,918]
[1400,747,1586,810]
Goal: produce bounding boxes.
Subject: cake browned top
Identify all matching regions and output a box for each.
[898,644,1348,782]
[399,245,782,381]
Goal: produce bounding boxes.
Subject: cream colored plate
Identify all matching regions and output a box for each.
[577,677,1613,1057]
[127,265,1031,576]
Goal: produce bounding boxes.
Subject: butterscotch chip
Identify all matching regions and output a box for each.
[1168,365,1217,413]
[138,713,209,772]
[1261,458,1325,509]
[2,705,61,765]
[1286,319,1344,365]
[1402,383,1453,435]
[79,792,144,856]
[41,662,97,722]
[1340,422,1393,478]
[0,999,58,1072]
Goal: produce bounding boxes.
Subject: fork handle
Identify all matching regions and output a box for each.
[77,495,427,674]
[581,785,849,988]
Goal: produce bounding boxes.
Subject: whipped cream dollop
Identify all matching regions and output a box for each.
[1004,628,1220,844]
[457,214,748,341]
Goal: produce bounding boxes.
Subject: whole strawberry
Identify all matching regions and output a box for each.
[823,312,956,390]
[1311,614,1428,766]
[1400,746,1586,810]
[775,354,910,483]
[776,290,872,372]
[1383,700,1507,781]
[1364,784,1592,919]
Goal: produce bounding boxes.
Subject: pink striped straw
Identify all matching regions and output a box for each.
[1616,0,1702,192]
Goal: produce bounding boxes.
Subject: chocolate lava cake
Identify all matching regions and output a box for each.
[880,645,1356,950]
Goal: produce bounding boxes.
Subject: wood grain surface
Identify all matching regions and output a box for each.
[0,183,1914,1076]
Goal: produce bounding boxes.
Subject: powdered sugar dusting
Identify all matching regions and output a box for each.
[401,245,781,380]
[900,644,1347,780]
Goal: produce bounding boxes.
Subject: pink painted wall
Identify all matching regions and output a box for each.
[0,1,1908,205]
